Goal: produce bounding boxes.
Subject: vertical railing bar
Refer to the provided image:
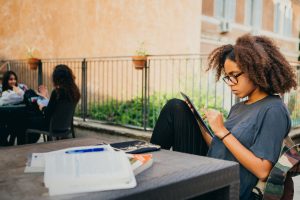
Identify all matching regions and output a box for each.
[97,60,100,109]
[214,72,217,107]
[192,58,195,100]
[185,58,188,94]
[199,58,202,107]
[121,60,124,102]
[206,70,209,108]
[93,60,96,116]
[110,60,114,114]
[115,60,119,109]
[171,58,174,96]
[125,59,127,101]
[222,80,225,109]
[81,58,87,121]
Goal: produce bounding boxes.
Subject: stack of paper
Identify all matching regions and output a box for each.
[24,153,46,173]
[25,145,136,196]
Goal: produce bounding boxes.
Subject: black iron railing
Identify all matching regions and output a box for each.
[4,56,300,129]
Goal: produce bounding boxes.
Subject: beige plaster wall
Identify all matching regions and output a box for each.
[292,2,300,38]
[0,0,202,60]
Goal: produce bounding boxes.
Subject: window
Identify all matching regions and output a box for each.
[244,0,262,29]
[274,2,281,33]
[283,4,292,36]
[214,0,236,22]
[273,0,292,36]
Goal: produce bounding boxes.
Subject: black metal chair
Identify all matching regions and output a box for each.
[0,104,27,146]
[25,100,76,143]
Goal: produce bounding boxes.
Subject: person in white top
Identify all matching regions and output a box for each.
[0,71,27,106]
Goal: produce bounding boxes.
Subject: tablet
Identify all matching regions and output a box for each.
[180,92,214,137]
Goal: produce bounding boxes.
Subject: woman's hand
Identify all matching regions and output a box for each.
[205,109,228,139]
[38,104,45,111]
[12,86,22,95]
[38,85,49,98]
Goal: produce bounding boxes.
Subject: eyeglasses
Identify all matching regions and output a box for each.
[222,72,243,85]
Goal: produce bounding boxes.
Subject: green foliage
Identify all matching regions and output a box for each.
[288,92,296,115]
[86,93,229,128]
[135,42,148,56]
[288,92,300,127]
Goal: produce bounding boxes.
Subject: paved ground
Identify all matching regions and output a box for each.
[68,127,300,199]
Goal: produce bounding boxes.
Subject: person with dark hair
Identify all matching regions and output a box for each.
[36,64,80,128]
[0,71,27,105]
[0,61,9,95]
[0,70,28,146]
[150,34,297,200]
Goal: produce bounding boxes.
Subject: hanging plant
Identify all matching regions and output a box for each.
[26,46,41,70]
[27,57,41,70]
[132,42,148,70]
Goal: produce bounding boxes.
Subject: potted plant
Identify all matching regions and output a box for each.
[26,47,41,70]
[132,42,148,70]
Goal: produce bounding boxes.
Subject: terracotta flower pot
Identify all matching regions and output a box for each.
[132,55,147,70]
[27,58,41,70]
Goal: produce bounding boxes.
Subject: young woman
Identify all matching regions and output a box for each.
[30,65,80,135]
[150,34,297,199]
[37,64,80,128]
[0,71,27,105]
[0,71,28,145]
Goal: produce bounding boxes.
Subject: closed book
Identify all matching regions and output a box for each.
[127,154,153,175]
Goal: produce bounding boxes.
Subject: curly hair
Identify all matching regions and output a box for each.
[52,65,80,103]
[2,71,18,91]
[207,34,297,94]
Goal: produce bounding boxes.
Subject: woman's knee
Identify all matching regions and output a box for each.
[167,98,185,108]
[166,98,187,111]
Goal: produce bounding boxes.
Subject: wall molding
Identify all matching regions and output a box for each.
[201,15,299,43]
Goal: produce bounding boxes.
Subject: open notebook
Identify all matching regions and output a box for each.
[25,145,136,196]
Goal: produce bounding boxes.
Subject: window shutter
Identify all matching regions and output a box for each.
[253,0,262,29]
[226,0,236,22]
[244,0,252,25]
[214,0,224,19]
[274,2,281,33]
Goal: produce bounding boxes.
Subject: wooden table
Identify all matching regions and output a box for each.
[0,138,240,200]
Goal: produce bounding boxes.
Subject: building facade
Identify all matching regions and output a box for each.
[201,0,300,61]
[0,0,202,59]
[0,0,299,60]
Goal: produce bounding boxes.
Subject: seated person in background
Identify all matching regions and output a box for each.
[30,64,80,135]
[0,61,9,96]
[0,70,28,145]
[0,74,2,95]
[0,71,27,106]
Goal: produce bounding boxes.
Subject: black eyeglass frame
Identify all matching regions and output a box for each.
[222,72,244,85]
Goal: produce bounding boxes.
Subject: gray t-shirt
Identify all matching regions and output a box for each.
[207,95,291,200]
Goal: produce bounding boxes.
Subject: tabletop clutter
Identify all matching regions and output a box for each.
[24,141,159,196]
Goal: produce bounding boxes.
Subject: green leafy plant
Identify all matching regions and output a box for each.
[135,42,148,56]
[26,46,37,58]
[84,93,229,129]
[286,91,300,127]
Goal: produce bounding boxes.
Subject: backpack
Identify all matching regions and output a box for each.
[23,89,43,144]
[23,89,40,112]
[252,136,300,200]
